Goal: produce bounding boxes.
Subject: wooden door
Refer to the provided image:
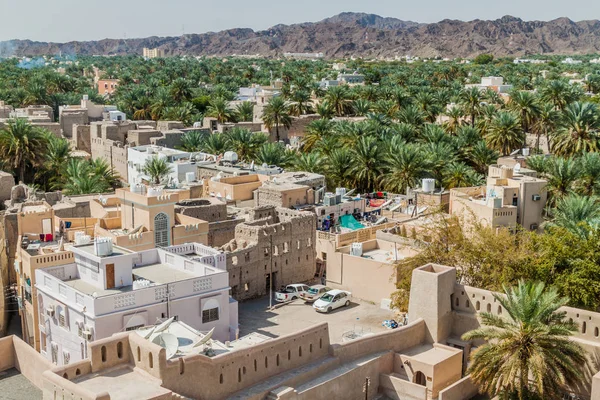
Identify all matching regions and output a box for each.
[106,264,115,289]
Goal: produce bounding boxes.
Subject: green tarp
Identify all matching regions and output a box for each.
[339,214,364,231]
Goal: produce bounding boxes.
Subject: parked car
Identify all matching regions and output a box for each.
[275,284,310,302]
[313,289,351,313]
[301,285,330,302]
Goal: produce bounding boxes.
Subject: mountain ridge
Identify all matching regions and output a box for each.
[1,12,600,58]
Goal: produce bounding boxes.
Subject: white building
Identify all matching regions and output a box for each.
[319,79,340,89]
[562,58,583,65]
[127,145,216,186]
[465,76,513,94]
[35,239,237,366]
[337,73,365,85]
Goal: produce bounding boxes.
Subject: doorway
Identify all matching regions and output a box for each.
[413,371,426,386]
[42,218,52,235]
[106,264,115,289]
[265,272,277,293]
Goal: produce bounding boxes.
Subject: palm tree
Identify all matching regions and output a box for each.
[61,158,110,195]
[443,162,482,188]
[302,119,333,152]
[289,90,313,116]
[540,80,573,111]
[381,144,429,194]
[262,96,292,142]
[315,101,334,119]
[462,281,586,400]
[459,87,482,127]
[292,152,325,174]
[507,90,540,134]
[180,130,208,152]
[542,157,581,206]
[150,87,172,121]
[200,133,230,155]
[206,97,233,124]
[444,107,464,135]
[485,111,524,156]
[142,156,173,185]
[550,194,600,236]
[325,86,351,117]
[349,136,381,192]
[89,158,120,189]
[578,152,600,196]
[0,119,49,183]
[533,103,559,153]
[170,78,192,103]
[552,102,600,156]
[235,101,255,122]
[255,142,290,166]
[225,128,267,161]
[469,141,499,175]
[325,148,353,189]
[352,98,372,116]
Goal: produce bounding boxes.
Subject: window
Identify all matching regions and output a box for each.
[51,343,58,364]
[40,332,47,352]
[154,213,169,247]
[203,307,219,323]
[63,351,70,365]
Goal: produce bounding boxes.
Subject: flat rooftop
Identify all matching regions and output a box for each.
[0,368,41,400]
[73,243,132,258]
[72,366,170,400]
[62,262,198,297]
[360,248,402,264]
[402,344,460,365]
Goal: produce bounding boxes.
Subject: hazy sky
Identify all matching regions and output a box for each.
[2,0,600,42]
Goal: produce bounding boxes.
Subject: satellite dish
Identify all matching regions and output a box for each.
[152,332,179,359]
[509,149,520,156]
[142,327,156,339]
[193,327,215,348]
[155,317,175,333]
[514,163,521,173]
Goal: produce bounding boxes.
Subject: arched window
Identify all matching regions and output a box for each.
[154,213,169,247]
[414,371,426,386]
[101,346,107,362]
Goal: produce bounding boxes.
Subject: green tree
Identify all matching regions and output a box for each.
[381,144,429,194]
[552,102,600,156]
[550,194,600,236]
[206,97,233,124]
[473,53,494,64]
[142,156,173,185]
[235,101,254,122]
[262,96,292,142]
[0,119,49,183]
[225,128,267,161]
[485,111,524,156]
[180,130,208,152]
[462,281,586,400]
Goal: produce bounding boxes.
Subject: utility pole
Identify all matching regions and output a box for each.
[269,234,273,309]
[363,377,371,400]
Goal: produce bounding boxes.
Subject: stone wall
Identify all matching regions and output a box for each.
[60,110,88,138]
[72,124,92,154]
[0,172,15,204]
[222,207,317,301]
[175,199,227,222]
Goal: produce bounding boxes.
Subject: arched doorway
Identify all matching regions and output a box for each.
[154,213,169,247]
[414,371,426,386]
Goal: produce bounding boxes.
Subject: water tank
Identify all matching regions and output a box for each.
[133,279,151,290]
[223,151,238,164]
[186,171,196,182]
[522,148,530,156]
[500,166,514,179]
[95,237,113,257]
[193,122,202,128]
[487,197,503,208]
[74,232,91,245]
[335,188,346,197]
[422,178,435,193]
[323,193,337,206]
[350,243,363,257]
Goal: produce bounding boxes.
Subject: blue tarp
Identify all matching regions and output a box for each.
[339,214,365,231]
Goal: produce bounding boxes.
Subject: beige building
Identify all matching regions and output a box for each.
[207,174,266,203]
[219,206,316,300]
[143,47,165,58]
[7,261,600,399]
[450,165,547,230]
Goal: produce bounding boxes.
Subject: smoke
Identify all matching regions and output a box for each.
[0,40,16,58]
[17,57,46,69]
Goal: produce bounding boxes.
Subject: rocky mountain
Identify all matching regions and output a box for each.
[2,13,600,59]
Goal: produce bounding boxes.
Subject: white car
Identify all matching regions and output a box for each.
[275,284,310,302]
[313,289,351,313]
[301,285,331,302]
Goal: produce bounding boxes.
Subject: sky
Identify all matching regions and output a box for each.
[2,0,600,42]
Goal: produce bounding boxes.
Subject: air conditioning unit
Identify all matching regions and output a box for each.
[530,223,539,230]
[532,194,541,201]
[83,330,93,340]
[46,306,55,317]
